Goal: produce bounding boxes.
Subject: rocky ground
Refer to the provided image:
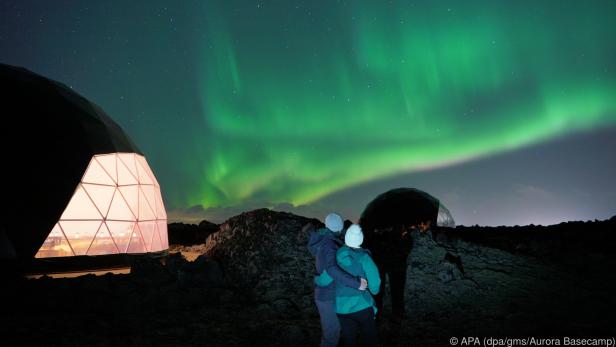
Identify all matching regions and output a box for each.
[2,209,615,346]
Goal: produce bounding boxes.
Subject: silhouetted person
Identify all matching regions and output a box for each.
[364,224,413,321]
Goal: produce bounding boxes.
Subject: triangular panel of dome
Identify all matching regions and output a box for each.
[126,227,146,253]
[60,185,103,220]
[151,226,163,252]
[135,156,154,185]
[106,221,134,253]
[118,153,139,182]
[117,155,138,185]
[139,186,156,220]
[35,223,75,258]
[118,185,139,218]
[140,185,156,206]
[95,154,118,185]
[59,220,102,256]
[138,221,156,252]
[82,158,115,185]
[154,190,167,219]
[136,155,159,187]
[106,189,136,221]
[87,223,119,255]
[82,183,115,218]
[157,220,169,248]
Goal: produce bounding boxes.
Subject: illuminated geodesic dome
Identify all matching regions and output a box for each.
[0,64,168,261]
[359,187,455,231]
[35,153,168,258]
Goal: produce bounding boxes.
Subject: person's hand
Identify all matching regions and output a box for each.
[358,278,368,291]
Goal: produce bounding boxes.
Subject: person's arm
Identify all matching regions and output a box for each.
[363,255,381,295]
[305,223,319,256]
[323,239,362,289]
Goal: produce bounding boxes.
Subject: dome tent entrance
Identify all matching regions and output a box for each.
[0,64,168,270]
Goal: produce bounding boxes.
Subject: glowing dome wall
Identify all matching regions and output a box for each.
[36,153,168,258]
[0,63,168,261]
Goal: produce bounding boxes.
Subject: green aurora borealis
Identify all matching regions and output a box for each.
[1,1,615,225]
[197,1,616,207]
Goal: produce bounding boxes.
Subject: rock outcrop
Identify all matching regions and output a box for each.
[203,209,322,312]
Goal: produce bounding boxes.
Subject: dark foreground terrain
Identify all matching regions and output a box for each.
[2,209,616,346]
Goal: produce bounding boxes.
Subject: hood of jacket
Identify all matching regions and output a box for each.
[308,227,340,256]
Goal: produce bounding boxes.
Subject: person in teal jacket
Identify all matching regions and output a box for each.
[336,224,381,347]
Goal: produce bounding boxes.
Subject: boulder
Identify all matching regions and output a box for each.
[203,208,322,308]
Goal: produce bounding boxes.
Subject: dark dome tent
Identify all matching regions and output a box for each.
[0,64,168,275]
[360,187,455,231]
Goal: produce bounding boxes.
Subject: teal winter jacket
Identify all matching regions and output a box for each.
[335,246,381,314]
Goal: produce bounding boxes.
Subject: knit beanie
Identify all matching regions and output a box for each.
[325,213,343,233]
[345,224,364,248]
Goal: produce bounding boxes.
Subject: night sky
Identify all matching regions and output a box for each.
[1,1,615,226]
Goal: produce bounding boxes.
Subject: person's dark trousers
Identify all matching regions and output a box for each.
[373,257,408,319]
[372,262,405,346]
[315,298,340,347]
[337,307,378,347]
[389,265,407,317]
